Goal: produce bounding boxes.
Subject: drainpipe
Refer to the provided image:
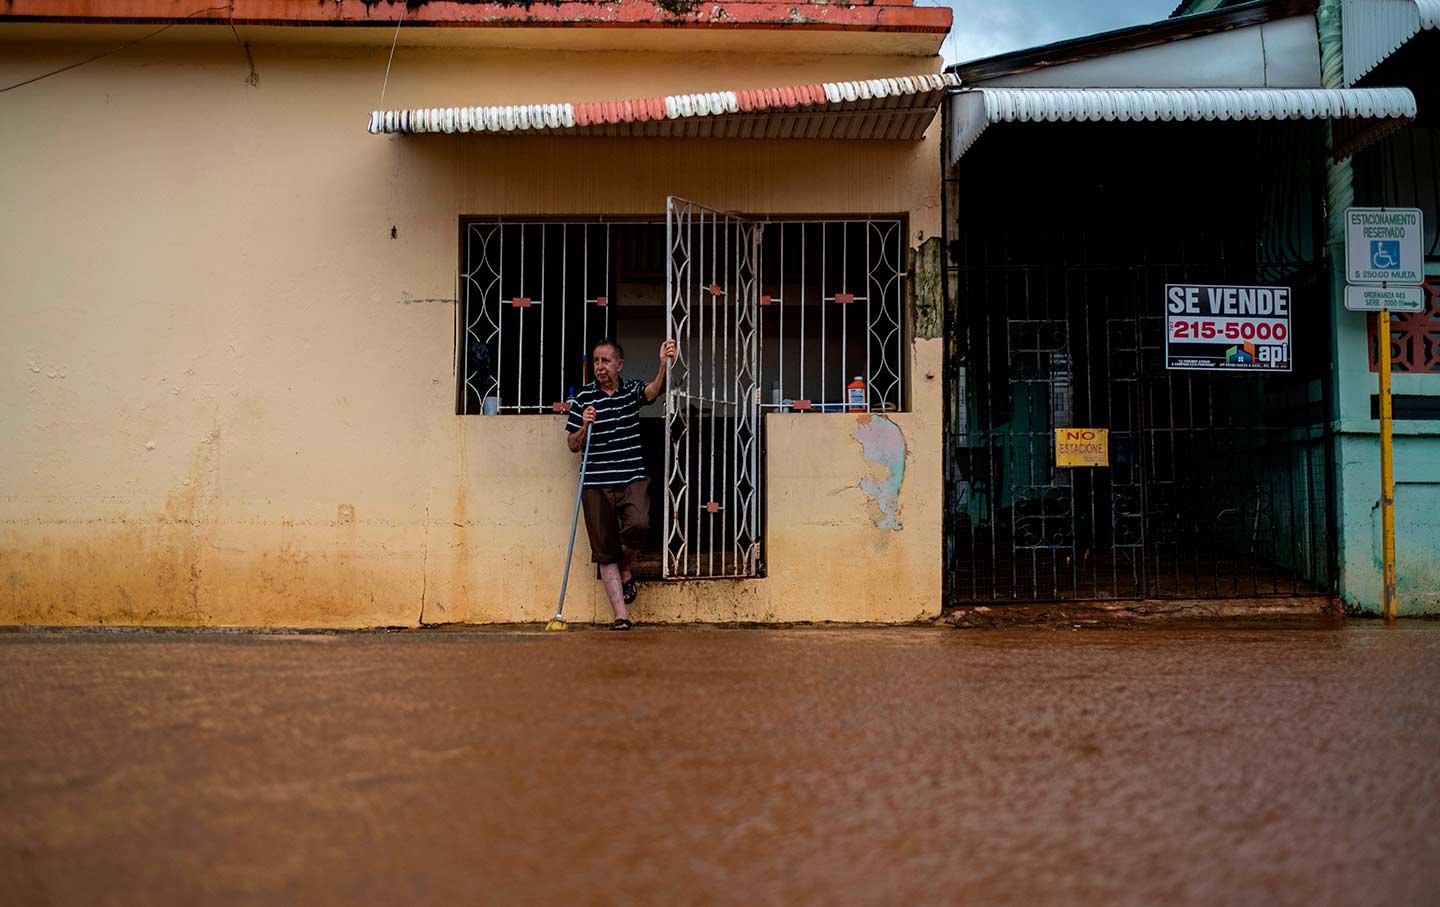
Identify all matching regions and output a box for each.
[1318,1,1352,222]
[1319,0,1397,619]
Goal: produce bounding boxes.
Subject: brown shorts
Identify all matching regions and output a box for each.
[581,478,651,565]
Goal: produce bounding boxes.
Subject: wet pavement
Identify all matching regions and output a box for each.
[2,622,1438,906]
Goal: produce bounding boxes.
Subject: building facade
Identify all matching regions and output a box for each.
[1328,0,1440,614]
[942,0,1438,615]
[0,1,953,626]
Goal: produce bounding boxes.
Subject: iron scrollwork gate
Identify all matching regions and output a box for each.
[663,197,764,579]
[947,242,1335,604]
[943,120,1338,605]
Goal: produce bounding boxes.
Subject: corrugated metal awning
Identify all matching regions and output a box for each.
[368,73,960,141]
[1343,0,1439,85]
[947,87,1419,167]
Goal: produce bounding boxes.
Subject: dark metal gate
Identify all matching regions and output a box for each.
[943,121,1337,604]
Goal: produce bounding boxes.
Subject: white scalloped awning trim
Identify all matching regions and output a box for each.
[367,73,961,139]
[947,87,1419,166]
[1343,0,1440,85]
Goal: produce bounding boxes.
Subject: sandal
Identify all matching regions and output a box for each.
[622,578,638,605]
[610,618,632,631]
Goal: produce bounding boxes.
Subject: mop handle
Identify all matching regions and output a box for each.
[554,427,593,620]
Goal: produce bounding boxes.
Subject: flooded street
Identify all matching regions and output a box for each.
[2,623,1438,905]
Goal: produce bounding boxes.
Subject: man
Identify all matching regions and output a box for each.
[566,337,677,630]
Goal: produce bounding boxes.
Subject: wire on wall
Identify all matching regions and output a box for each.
[0,5,230,95]
[377,5,408,112]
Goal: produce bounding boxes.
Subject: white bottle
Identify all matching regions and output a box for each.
[846,376,866,412]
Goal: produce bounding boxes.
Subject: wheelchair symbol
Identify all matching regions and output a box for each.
[1370,240,1400,270]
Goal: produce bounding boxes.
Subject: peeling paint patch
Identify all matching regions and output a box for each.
[852,415,905,531]
[912,237,943,340]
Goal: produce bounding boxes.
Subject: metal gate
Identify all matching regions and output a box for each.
[663,197,764,578]
[947,241,1335,602]
[943,121,1338,604]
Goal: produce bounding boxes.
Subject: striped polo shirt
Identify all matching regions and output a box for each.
[565,377,649,488]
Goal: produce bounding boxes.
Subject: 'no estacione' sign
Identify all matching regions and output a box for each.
[1055,429,1108,467]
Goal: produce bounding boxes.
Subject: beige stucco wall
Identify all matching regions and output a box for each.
[0,35,945,626]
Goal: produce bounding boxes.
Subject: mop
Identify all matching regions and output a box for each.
[546,429,592,631]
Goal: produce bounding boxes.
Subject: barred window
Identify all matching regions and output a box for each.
[457,217,907,415]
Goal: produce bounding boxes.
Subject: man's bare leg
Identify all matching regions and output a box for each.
[599,562,629,622]
[619,548,638,584]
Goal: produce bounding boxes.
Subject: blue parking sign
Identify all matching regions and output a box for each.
[1347,208,1423,284]
[1370,240,1401,271]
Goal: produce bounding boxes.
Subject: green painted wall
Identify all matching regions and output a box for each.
[1331,265,1440,615]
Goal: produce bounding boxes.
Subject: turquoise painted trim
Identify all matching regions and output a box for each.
[1320,0,1354,423]
[1334,420,1440,437]
[1428,260,1440,275]
[1333,434,1440,615]
[1332,362,1440,420]
[1322,287,1440,419]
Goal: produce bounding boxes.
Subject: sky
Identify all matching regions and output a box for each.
[929,0,1186,66]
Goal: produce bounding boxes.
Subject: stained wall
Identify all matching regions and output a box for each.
[0,34,946,625]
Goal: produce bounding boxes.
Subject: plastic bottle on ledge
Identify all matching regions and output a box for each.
[846,376,866,412]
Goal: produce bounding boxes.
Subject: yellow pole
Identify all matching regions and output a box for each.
[1378,309,1397,621]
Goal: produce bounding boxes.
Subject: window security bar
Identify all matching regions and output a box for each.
[460,222,612,415]
[458,217,907,417]
[757,219,905,414]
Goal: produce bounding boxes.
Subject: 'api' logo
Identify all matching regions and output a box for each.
[1226,342,1256,365]
[1370,240,1400,270]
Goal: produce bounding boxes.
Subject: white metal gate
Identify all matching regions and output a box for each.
[663,197,764,578]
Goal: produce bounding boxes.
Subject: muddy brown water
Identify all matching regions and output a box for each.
[2,623,1438,905]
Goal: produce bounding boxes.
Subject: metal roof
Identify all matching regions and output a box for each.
[368,74,960,140]
[1343,0,1440,85]
[0,0,953,35]
[1170,0,1258,17]
[958,16,1320,91]
[947,86,1418,166]
[950,0,1312,82]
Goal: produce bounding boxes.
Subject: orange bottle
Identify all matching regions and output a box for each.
[846,376,866,412]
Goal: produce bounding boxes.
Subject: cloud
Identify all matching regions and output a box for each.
[927,0,1181,66]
